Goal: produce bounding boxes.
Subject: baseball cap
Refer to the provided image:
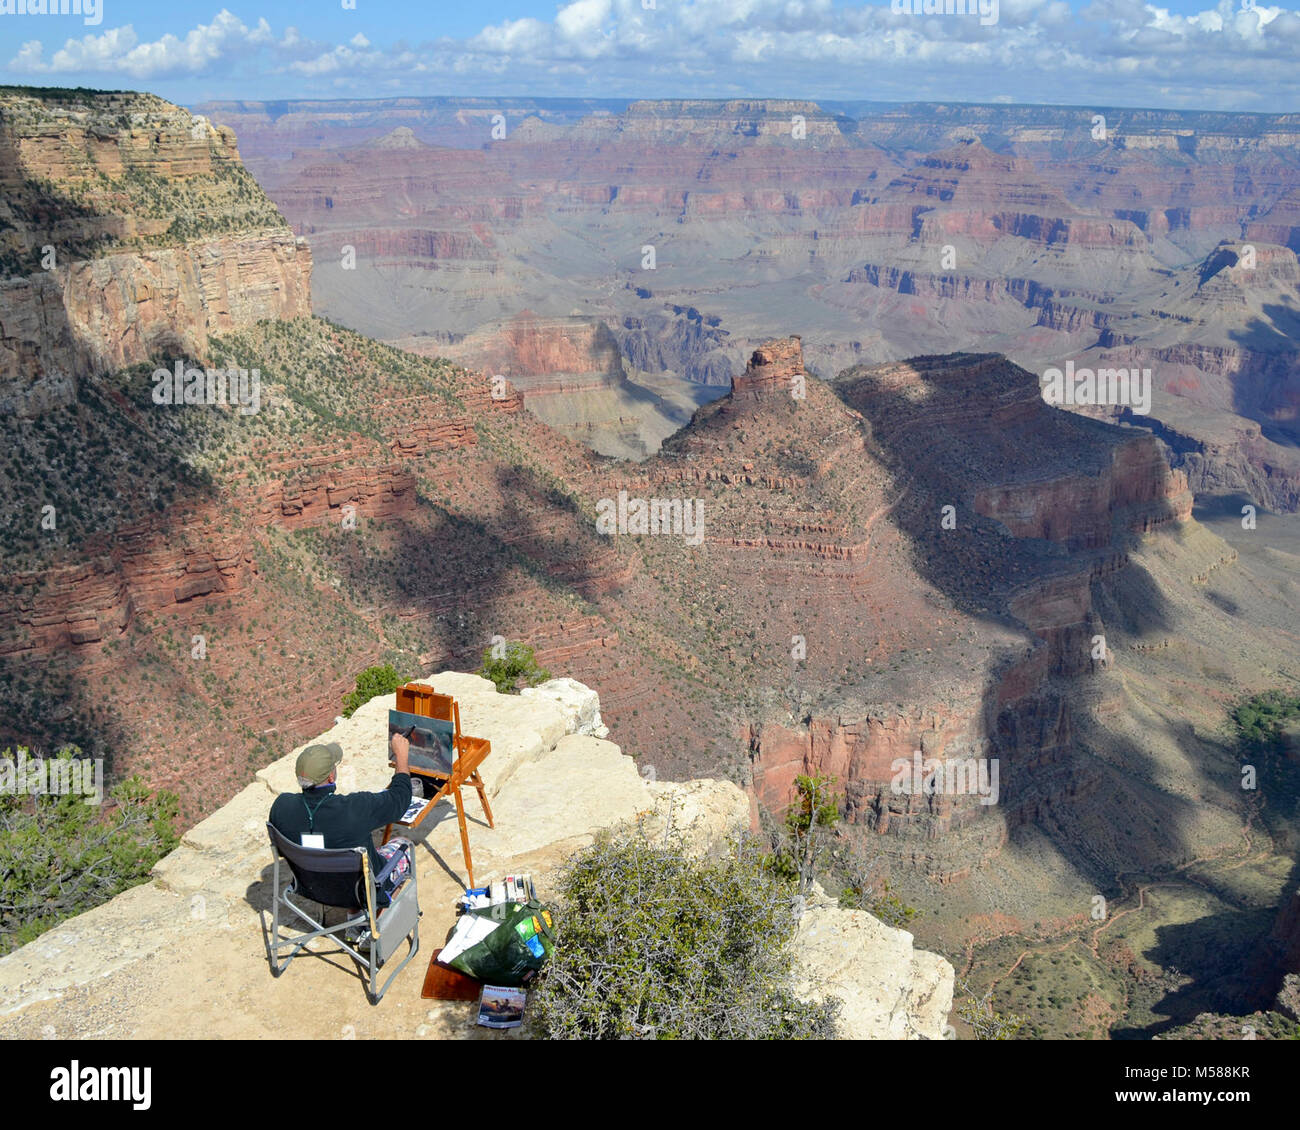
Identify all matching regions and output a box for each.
[296,742,344,786]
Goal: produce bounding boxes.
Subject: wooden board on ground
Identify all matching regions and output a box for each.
[421,948,482,1001]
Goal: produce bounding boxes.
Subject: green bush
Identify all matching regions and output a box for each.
[477,641,550,695]
[766,773,920,926]
[530,827,840,1039]
[956,978,1026,1040]
[341,663,406,718]
[768,772,839,895]
[0,748,179,956]
[839,881,919,929]
[1232,690,1300,749]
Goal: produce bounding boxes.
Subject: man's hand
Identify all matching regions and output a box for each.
[389,731,410,775]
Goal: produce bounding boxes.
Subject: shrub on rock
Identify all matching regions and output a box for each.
[531,827,840,1039]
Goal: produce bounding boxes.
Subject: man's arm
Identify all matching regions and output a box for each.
[391,731,410,777]
[371,732,414,826]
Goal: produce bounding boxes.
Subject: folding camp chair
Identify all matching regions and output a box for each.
[264,823,421,1005]
[384,684,494,888]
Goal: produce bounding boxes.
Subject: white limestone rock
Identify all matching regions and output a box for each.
[645,776,750,857]
[792,883,955,1040]
[520,677,610,738]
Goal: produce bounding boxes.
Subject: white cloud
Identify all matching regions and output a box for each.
[5,0,1300,108]
[556,0,613,40]
[288,36,388,79]
[471,17,551,55]
[11,9,279,78]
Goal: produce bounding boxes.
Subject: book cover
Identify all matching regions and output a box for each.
[477,985,527,1029]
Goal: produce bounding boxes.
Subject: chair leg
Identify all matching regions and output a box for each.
[269,857,284,975]
[268,890,369,972]
[369,919,420,1006]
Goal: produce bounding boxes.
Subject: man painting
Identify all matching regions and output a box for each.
[270,732,416,910]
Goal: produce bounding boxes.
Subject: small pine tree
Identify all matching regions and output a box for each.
[770,773,839,896]
[341,664,405,718]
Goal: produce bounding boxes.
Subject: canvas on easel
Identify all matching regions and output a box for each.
[388,708,454,778]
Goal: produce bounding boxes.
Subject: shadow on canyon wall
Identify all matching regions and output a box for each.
[830,356,1294,1021]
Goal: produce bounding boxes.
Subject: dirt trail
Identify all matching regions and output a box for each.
[973,802,1269,1003]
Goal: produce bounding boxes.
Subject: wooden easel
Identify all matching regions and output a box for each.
[383,683,494,889]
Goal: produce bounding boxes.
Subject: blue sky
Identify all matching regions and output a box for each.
[0,0,1296,111]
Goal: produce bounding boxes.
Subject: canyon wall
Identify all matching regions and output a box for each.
[745,347,1198,880]
[221,97,1299,504]
[0,89,312,416]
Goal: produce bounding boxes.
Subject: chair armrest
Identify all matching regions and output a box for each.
[373,849,406,886]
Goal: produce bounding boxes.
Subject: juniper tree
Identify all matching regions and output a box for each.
[0,749,179,955]
[530,827,840,1040]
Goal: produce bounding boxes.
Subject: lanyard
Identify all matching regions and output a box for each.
[302,792,333,833]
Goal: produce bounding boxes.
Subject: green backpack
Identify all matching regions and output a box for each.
[446,900,556,986]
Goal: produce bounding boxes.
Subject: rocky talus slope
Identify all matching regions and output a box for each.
[0,675,953,1041]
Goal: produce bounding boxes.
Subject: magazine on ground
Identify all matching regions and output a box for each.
[388,708,454,777]
[477,985,526,1029]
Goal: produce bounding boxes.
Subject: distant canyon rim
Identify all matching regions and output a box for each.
[204,96,1300,502]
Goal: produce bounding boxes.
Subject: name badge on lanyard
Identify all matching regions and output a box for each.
[301,791,331,850]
